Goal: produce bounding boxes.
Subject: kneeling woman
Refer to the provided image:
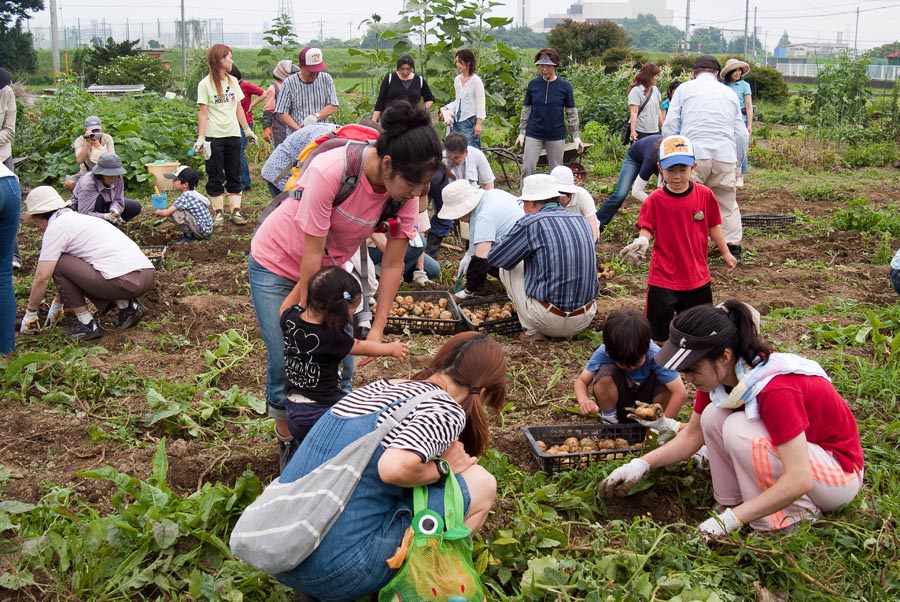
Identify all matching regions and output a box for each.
[275,332,506,600]
[600,300,864,536]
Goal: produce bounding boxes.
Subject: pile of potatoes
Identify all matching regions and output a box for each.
[598,264,616,280]
[535,436,642,461]
[462,301,515,325]
[389,295,454,320]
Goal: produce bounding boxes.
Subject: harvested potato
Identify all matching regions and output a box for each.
[632,402,664,420]
[389,297,457,321]
[599,439,616,450]
[535,440,547,451]
[579,437,596,450]
[614,438,630,449]
[563,437,580,449]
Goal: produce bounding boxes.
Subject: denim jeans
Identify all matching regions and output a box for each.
[452,115,481,149]
[740,115,749,174]
[239,128,252,190]
[596,153,641,229]
[248,254,353,419]
[891,268,900,296]
[0,174,20,354]
[368,245,440,281]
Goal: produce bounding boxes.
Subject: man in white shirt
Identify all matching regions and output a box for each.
[275,47,339,132]
[663,55,749,261]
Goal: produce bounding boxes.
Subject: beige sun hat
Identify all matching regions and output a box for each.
[721,58,750,80]
[437,180,486,220]
[519,174,562,202]
[24,186,70,216]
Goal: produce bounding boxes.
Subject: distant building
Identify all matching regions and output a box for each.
[533,0,674,32]
[785,42,849,59]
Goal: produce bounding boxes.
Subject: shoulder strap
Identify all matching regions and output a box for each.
[636,89,653,116]
[418,75,423,87]
[388,72,392,85]
[333,142,369,208]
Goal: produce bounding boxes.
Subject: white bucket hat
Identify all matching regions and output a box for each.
[24,186,70,216]
[550,165,579,194]
[519,174,562,202]
[437,180,485,220]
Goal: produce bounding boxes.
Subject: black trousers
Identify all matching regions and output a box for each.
[205,136,242,196]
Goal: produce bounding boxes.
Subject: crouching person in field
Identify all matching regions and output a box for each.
[19,187,156,341]
[155,166,214,244]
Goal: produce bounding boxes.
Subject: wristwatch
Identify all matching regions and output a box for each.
[433,458,450,482]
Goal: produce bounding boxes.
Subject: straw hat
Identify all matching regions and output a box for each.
[437,180,485,220]
[24,186,70,216]
[721,58,750,80]
[519,174,562,202]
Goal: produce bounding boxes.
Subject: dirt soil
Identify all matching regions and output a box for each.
[1,177,897,531]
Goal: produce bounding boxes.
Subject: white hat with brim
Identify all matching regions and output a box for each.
[519,174,562,202]
[550,165,579,194]
[24,186,71,216]
[438,180,486,220]
[720,58,750,80]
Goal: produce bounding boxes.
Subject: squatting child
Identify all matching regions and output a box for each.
[154,166,213,243]
[575,309,685,424]
[618,135,737,344]
[279,266,409,447]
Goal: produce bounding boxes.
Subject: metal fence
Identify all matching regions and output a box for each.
[776,62,900,81]
[27,19,225,51]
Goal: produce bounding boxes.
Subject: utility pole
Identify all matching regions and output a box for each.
[853,6,859,57]
[743,0,749,56]
[684,0,691,54]
[49,0,60,74]
[752,7,757,59]
[181,0,187,76]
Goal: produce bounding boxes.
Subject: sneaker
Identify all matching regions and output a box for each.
[117,299,147,330]
[66,318,104,340]
[11,254,21,270]
[230,210,248,225]
[727,243,743,263]
[213,210,225,225]
[519,330,548,342]
[177,234,197,244]
[412,269,430,286]
[736,176,745,188]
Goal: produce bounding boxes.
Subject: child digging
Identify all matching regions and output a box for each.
[279,266,410,452]
[154,166,213,243]
[575,309,686,425]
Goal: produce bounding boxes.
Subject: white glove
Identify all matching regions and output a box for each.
[104,211,125,226]
[515,134,525,149]
[454,288,473,301]
[456,254,472,280]
[193,136,206,153]
[598,458,649,498]
[301,114,318,127]
[573,136,584,153]
[440,106,455,127]
[697,508,743,540]
[45,297,64,326]
[244,129,258,144]
[626,401,680,433]
[20,310,39,334]
[618,236,650,264]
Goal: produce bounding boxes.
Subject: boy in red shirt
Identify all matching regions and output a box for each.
[619,135,737,343]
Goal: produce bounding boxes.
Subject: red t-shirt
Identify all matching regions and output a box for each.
[637,182,722,290]
[694,373,864,474]
[239,80,266,125]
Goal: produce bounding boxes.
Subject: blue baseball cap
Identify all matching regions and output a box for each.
[658,135,696,169]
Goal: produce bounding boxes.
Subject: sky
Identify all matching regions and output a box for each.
[25,0,900,51]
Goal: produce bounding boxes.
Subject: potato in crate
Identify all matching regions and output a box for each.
[140,245,166,269]
[458,295,522,336]
[384,291,462,335]
[522,423,648,474]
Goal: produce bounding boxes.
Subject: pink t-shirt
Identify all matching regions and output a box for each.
[39,209,154,278]
[251,145,420,281]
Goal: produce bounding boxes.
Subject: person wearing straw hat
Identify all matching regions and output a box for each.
[437,179,523,300]
[720,58,753,187]
[19,186,155,341]
[487,174,597,341]
[262,59,300,149]
[70,152,142,225]
[662,55,748,262]
[551,165,599,241]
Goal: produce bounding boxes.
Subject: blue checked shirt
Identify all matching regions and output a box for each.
[488,205,598,312]
[174,190,213,237]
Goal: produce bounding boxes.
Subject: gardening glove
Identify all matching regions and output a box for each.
[455,288,473,301]
[515,134,525,149]
[20,310,39,334]
[619,236,650,264]
[45,297,64,327]
[244,128,258,144]
[456,253,472,280]
[301,114,318,127]
[598,458,649,498]
[573,136,584,153]
[193,136,206,154]
[626,401,680,433]
[104,210,125,227]
[697,508,743,540]
[439,106,455,126]
[263,126,273,142]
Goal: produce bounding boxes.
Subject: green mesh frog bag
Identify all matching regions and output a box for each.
[379,461,486,602]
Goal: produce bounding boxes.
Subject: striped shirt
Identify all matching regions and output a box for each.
[275,72,339,127]
[173,190,213,237]
[488,205,598,312]
[331,379,465,462]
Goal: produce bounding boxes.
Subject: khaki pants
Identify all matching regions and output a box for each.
[701,405,863,532]
[167,209,206,239]
[693,159,742,245]
[499,263,595,338]
[54,253,155,313]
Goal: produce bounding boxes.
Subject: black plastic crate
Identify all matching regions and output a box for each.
[458,295,522,336]
[522,423,648,474]
[140,245,166,269]
[741,214,796,229]
[385,291,462,335]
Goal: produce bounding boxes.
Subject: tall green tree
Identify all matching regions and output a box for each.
[867,42,900,58]
[776,31,791,49]
[0,0,42,30]
[546,19,630,64]
[0,0,42,72]
[690,27,726,54]
[620,13,683,52]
